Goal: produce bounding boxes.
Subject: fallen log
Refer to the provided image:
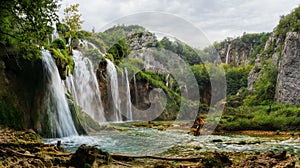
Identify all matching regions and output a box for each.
[112,159,132,167]
[111,153,203,162]
[2,148,36,158]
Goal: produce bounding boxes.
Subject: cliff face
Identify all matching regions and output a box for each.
[211,33,269,66]
[0,53,44,130]
[247,32,300,105]
[275,32,300,104]
[0,50,89,136]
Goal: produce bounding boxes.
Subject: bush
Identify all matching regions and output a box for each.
[51,38,66,50]
[220,103,300,131]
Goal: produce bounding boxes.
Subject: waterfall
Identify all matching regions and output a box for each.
[165,74,170,87]
[42,50,78,137]
[65,50,106,123]
[225,44,231,64]
[106,59,122,122]
[124,68,133,121]
[51,27,59,41]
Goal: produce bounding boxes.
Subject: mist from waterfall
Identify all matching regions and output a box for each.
[65,50,106,123]
[42,50,78,137]
[106,59,122,122]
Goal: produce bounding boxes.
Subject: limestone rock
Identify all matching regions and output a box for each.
[275,32,300,104]
[247,55,262,91]
[69,144,110,168]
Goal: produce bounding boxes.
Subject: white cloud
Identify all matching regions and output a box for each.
[60,0,299,44]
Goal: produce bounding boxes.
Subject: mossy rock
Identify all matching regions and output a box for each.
[67,92,102,134]
[51,38,66,50]
[49,48,74,80]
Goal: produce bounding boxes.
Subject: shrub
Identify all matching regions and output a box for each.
[51,38,66,50]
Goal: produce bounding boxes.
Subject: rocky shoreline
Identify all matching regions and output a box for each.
[0,127,299,167]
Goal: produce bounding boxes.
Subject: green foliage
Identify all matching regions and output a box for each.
[220,104,300,131]
[275,6,300,40]
[260,5,300,62]
[98,25,145,50]
[51,38,67,50]
[62,3,83,44]
[0,0,59,58]
[244,59,278,105]
[224,65,252,96]
[159,37,201,65]
[107,38,129,64]
[50,39,75,78]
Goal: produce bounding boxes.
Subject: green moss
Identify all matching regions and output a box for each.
[0,98,23,130]
[50,48,74,78]
[66,91,101,134]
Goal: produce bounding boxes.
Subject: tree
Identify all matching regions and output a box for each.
[62,3,83,44]
[0,0,60,60]
[0,0,59,46]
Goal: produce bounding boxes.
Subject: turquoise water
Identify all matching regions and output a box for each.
[43,124,300,156]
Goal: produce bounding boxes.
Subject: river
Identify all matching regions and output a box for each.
[43,122,300,156]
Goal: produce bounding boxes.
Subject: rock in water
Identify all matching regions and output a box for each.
[275,32,300,104]
[69,144,110,168]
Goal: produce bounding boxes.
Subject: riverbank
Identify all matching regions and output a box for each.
[1,126,299,167]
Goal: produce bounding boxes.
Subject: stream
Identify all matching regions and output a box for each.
[44,122,300,156]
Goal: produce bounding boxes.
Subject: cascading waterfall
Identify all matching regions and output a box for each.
[106,59,122,122]
[165,74,170,87]
[225,44,231,64]
[42,50,78,137]
[65,50,106,123]
[51,27,59,41]
[124,68,133,120]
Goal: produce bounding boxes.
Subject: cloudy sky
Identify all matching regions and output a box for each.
[61,0,299,45]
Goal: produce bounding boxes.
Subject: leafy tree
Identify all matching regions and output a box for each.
[62,4,83,44]
[224,65,252,96]
[107,38,129,64]
[0,0,60,59]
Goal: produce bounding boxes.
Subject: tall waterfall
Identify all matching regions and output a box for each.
[65,50,106,123]
[225,44,231,64]
[106,59,122,122]
[42,50,78,137]
[124,68,133,120]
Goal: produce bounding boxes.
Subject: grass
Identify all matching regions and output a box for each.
[219,103,300,131]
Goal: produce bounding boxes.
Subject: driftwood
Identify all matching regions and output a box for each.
[55,152,74,157]
[0,142,55,147]
[111,153,203,162]
[112,159,133,167]
[0,148,36,158]
[0,146,73,158]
